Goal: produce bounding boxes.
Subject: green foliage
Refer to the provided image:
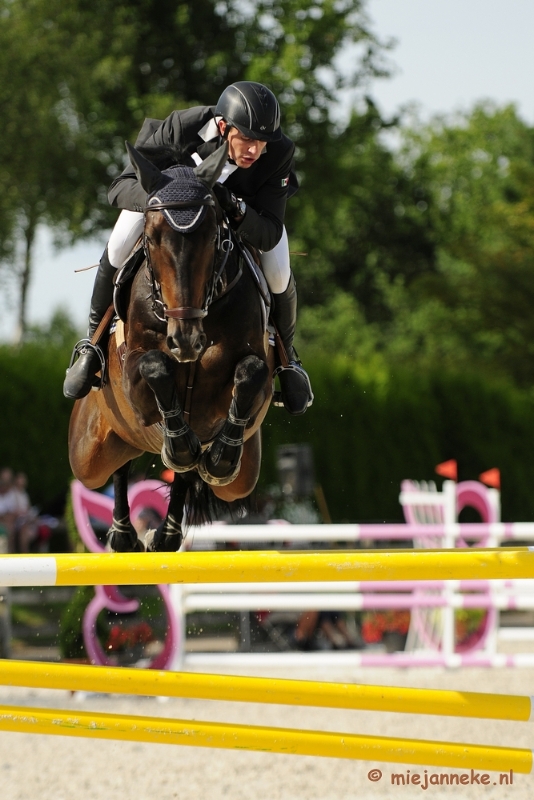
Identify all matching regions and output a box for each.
[1,337,534,526]
[64,489,84,553]
[25,309,80,350]
[288,103,436,321]
[261,357,534,522]
[0,0,112,337]
[58,585,94,659]
[0,341,73,510]
[293,101,534,390]
[392,103,534,385]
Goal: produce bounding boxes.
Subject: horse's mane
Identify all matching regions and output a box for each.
[136,143,196,171]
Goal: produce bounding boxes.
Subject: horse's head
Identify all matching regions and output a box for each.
[126,141,228,362]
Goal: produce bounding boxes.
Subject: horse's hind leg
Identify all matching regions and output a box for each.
[107,461,144,552]
[145,474,188,552]
[138,351,202,472]
[199,355,269,486]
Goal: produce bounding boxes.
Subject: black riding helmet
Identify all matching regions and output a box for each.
[215,81,281,142]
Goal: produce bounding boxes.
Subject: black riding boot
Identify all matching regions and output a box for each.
[272,272,314,415]
[63,249,116,399]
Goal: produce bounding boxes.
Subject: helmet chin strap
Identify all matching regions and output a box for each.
[217,121,234,166]
[219,122,236,163]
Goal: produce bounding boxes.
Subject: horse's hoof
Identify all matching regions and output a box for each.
[145,528,183,552]
[197,450,242,486]
[107,530,145,553]
[161,443,202,474]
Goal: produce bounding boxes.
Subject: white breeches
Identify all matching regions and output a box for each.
[107,209,291,294]
[259,227,291,294]
[107,210,145,269]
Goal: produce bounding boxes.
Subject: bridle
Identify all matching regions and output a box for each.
[143,196,241,323]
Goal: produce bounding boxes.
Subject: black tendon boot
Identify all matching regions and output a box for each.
[272,272,314,415]
[63,249,116,399]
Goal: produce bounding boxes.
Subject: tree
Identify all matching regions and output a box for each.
[287,101,436,316]
[0,0,389,339]
[389,103,534,385]
[0,1,107,341]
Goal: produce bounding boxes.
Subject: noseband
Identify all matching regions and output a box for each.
[144,197,219,321]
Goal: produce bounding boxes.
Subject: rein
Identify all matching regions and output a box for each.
[144,196,242,322]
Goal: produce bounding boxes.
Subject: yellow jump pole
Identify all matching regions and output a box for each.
[1,548,534,586]
[0,660,531,723]
[0,704,531,773]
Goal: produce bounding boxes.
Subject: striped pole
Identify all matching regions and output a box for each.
[185,650,534,669]
[0,660,532,722]
[2,548,534,586]
[0,704,531,772]
[179,578,534,592]
[187,522,534,542]
[182,591,534,611]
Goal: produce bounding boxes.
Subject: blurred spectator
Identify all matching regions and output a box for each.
[11,472,30,516]
[133,507,163,538]
[8,471,38,553]
[291,610,362,651]
[0,468,60,553]
[0,468,16,549]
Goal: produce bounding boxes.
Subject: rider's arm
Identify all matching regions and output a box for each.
[107,112,186,211]
[234,195,285,252]
[229,144,295,252]
[108,171,148,212]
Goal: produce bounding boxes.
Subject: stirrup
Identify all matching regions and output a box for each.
[67,338,107,389]
[272,361,314,410]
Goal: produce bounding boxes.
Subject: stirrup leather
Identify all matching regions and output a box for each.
[272,361,314,408]
[66,338,107,390]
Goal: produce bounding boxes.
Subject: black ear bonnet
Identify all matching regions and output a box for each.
[148,166,212,232]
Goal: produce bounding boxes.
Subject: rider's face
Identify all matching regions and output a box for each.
[218,121,267,168]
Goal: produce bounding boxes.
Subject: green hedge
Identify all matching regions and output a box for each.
[2,346,534,522]
[260,358,534,522]
[0,343,73,510]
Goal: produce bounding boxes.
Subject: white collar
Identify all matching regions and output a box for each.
[190,150,237,184]
[198,116,222,142]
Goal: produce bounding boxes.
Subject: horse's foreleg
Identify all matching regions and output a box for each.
[107,461,144,552]
[145,474,188,552]
[199,355,269,486]
[212,429,262,501]
[138,351,202,472]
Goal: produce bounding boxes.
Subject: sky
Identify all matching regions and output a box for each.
[2,0,534,341]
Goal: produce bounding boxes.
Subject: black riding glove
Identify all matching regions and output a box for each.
[212,183,244,225]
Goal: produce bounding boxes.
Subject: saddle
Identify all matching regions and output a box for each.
[113,241,146,323]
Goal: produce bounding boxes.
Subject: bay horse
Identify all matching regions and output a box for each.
[68,142,274,552]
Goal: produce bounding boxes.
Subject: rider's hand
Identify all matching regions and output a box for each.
[212,183,245,224]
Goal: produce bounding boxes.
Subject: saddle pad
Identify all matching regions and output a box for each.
[240,246,271,333]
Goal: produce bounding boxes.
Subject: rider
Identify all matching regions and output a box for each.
[63,81,313,416]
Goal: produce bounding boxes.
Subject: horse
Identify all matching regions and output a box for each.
[68,142,275,552]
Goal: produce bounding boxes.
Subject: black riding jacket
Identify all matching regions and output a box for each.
[108,105,297,252]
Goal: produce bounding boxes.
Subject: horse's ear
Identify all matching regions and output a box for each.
[125,141,166,196]
[193,142,229,188]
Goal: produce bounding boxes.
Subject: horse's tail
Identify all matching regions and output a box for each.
[181,473,252,530]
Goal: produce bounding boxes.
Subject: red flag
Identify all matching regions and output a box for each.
[479,468,500,489]
[435,459,457,481]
